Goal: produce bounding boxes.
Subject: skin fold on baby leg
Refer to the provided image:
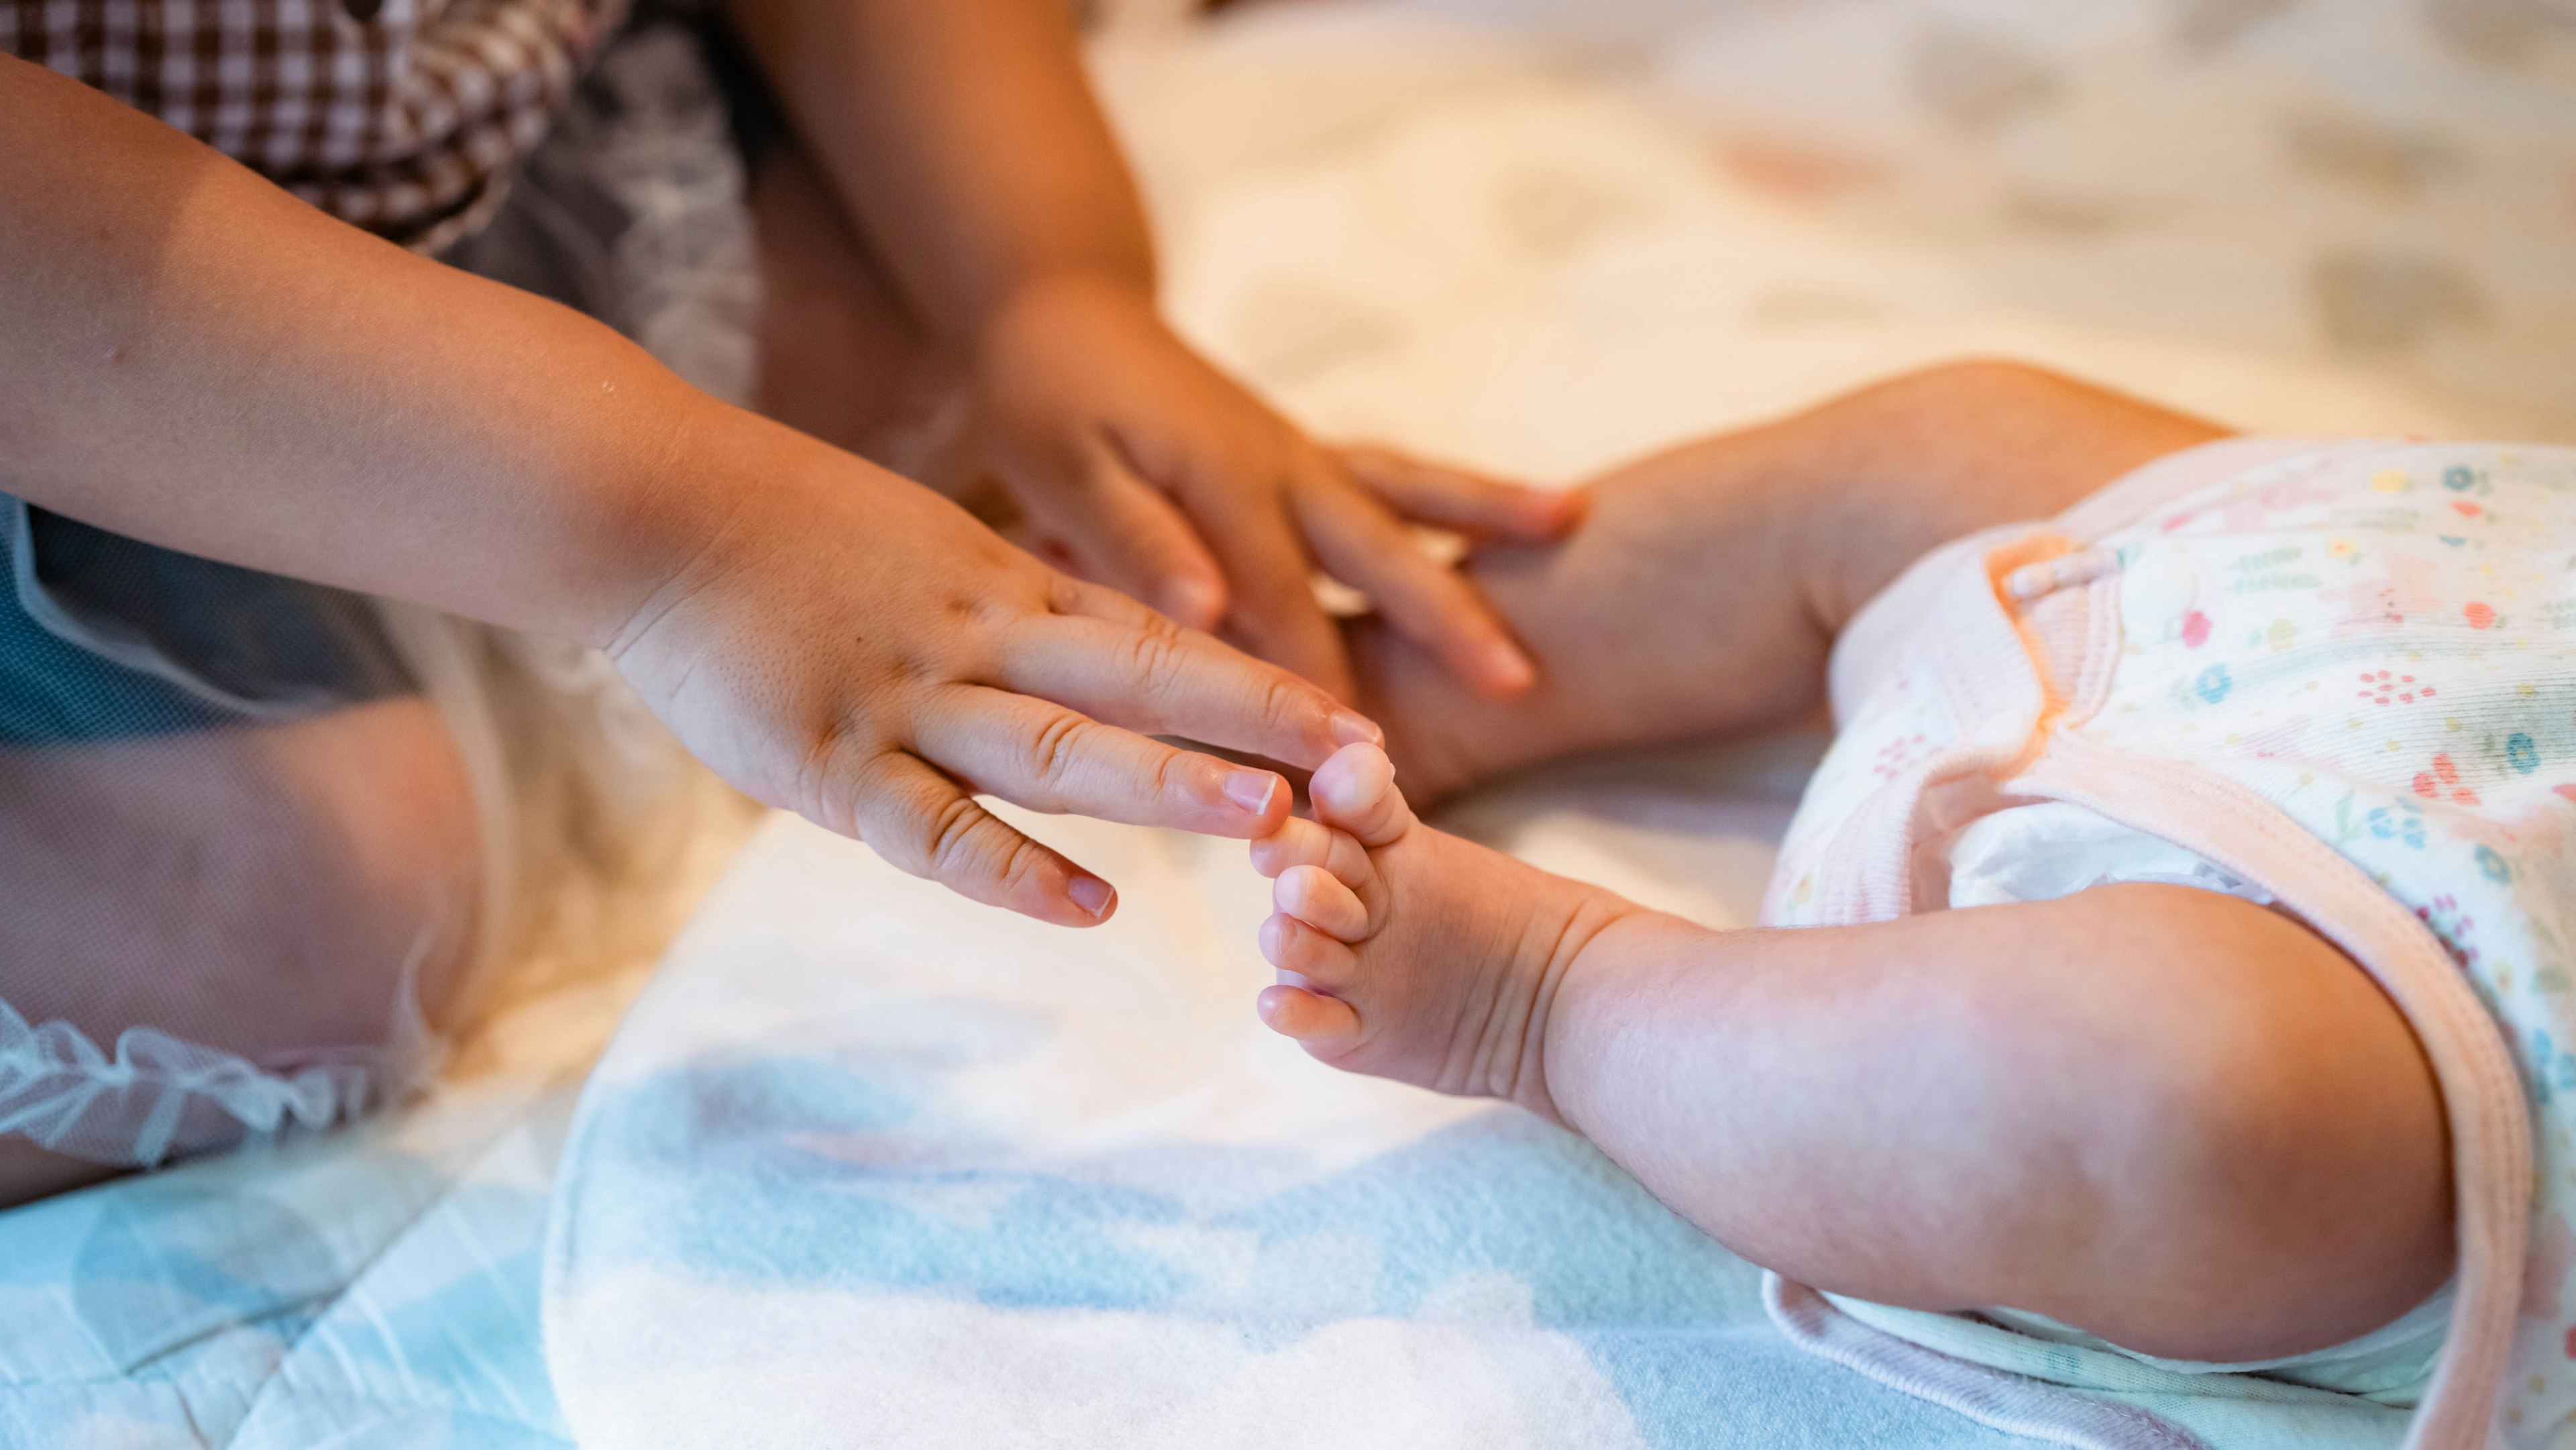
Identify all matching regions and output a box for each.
[1253,743,2453,1366]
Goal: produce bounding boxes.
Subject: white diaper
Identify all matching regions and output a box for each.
[1943,799,2273,913]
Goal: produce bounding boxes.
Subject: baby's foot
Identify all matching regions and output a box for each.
[1342,444,1835,806]
[1248,743,1636,1122]
[1346,364,2224,805]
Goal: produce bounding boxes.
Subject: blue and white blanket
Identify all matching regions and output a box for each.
[0,1045,584,1449]
[541,778,2031,1450]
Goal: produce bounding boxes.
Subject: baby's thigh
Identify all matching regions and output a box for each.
[1949,883,2449,1357]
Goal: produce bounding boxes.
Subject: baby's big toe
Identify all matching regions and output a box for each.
[1309,743,1415,847]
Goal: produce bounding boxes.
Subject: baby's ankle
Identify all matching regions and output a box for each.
[1498,878,1649,1125]
[1528,907,1713,1133]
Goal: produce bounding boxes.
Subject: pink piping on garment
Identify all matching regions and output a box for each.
[1762,436,2531,1450]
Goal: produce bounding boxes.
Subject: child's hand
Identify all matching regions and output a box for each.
[606,414,1379,927]
[970,273,1580,703]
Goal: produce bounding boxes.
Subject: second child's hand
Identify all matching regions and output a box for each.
[971,274,1585,704]
[712,0,1582,705]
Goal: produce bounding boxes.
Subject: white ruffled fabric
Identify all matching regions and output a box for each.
[0,964,433,1169]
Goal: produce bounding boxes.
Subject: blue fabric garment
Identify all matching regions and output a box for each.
[0,497,408,745]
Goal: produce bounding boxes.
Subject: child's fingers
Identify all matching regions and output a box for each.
[1309,743,1416,847]
[997,605,1378,772]
[1338,445,1586,542]
[919,686,1288,837]
[845,751,1118,927]
[1258,911,1358,988]
[1248,815,1372,888]
[1275,864,1368,941]
[1014,444,1231,631]
[1256,983,1361,1046]
[1166,466,1358,703]
[1297,463,1537,700]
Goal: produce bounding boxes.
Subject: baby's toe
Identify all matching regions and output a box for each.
[1249,816,1372,888]
[1256,984,1360,1046]
[1258,911,1358,988]
[1310,743,1415,848]
[1276,864,1369,941]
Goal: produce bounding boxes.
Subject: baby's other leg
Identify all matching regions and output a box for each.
[1357,363,2226,800]
[0,698,480,1206]
[1346,423,1837,802]
[1549,885,2452,1363]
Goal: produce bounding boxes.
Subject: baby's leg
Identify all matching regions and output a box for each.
[1356,364,2226,800]
[1256,747,2449,1363]
[0,698,479,1206]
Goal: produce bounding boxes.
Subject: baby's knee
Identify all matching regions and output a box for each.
[1878,358,2072,411]
[1987,887,2452,1362]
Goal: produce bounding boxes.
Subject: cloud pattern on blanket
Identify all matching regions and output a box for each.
[0,1106,578,1449]
[559,1060,1935,1448]
[574,1053,1760,1328]
[543,818,1992,1450]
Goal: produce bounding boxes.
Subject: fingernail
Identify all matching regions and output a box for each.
[1484,640,1535,693]
[1523,490,1585,537]
[1222,769,1280,814]
[1330,711,1383,747]
[1069,876,1115,919]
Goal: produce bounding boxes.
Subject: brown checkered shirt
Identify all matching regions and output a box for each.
[5,0,631,252]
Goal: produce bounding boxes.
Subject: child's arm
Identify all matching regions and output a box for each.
[717,0,1578,701]
[0,57,1375,922]
[1543,886,2453,1363]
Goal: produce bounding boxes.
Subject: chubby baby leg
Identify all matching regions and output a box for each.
[1252,753,2450,1363]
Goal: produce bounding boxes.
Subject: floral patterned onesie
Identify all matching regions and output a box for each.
[1761,437,2576,1449]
